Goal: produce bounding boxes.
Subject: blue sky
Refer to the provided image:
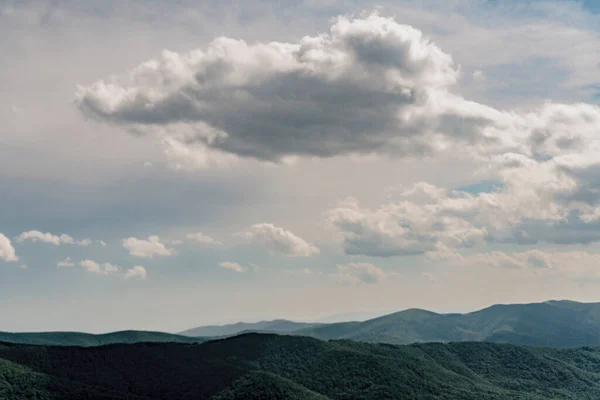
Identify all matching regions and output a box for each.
[2,0,600,333]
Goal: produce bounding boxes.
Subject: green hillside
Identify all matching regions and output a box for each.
[3,333,600,399]
[0,330,205,347]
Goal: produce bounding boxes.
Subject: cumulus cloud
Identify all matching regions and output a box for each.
[219,261,246,273]
[0,233,18,262]
[17,231,91,246]
[124,265,148,280]
[79,259,119,275]
[76,13,497,167]
[186,232,221,245]
[332,263,387,284]
[238,223,320,257]
[122,235,174,258]
[57,257,75,267]
[75,10,600,252]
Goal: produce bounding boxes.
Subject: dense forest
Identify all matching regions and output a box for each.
[3,333,600,399]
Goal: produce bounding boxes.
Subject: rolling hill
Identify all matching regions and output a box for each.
[3,333,600,399]
[0,330,205,347]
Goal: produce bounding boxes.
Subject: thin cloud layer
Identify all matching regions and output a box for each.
[75,13,496,166]
[122,236,174,258]
[186,232,221,246]
[17,231,91,246]
[0,233,18,262]
[219,261,246,273]
[332,263,387,285]
[239,223,320,257]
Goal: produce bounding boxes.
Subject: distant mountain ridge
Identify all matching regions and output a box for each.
[182,300,600,348]
[6,300,600,349]
[179,319,323,337]
[0,330,204,347]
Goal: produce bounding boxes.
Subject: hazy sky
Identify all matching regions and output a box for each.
[2,0,600,333]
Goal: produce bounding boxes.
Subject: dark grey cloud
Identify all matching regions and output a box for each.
[75,13,497,165]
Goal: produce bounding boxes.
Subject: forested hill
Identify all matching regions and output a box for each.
[3,333,600,399]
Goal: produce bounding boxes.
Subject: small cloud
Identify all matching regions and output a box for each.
[332,263,387,285]
[143,161,153,167]
[171,239,183,245]
[122,236,174,258]
[421,272,436,282]
[186,232,221,246]
[79,259,119,275]
[57,257,75,267]
[98,240,107,247]
[219,261,246,273]
[473,69,485,81]
[17,231,91,246]
[125,265,148,280]
[237,223,319,257]
[303,268,314,275]
[19,264,28,270]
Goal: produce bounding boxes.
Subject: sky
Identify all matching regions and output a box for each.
[2,0,600,333]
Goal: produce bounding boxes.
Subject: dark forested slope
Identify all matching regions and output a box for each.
[2,333,600,399]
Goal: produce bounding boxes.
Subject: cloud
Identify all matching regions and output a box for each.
[0,233,18,262]
[219,261,246,273]
[421,272,436,281]
[332,263,387,285]
[125,265,148,280]
[434,249,600,281]
[186,232,221,245]
[98,240,107,247]
[17,231,91,246]
[122,235,174,258]
[79,259,119,275]
[238,223,320,257]
[57,257,75,267]
[76,13,498,167]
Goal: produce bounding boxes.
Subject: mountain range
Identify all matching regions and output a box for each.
[4,300,600,349]
[3,333,600,399]
[179,300,600,348]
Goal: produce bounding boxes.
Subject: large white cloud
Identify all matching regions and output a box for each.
[239,223,320,257]
[0,233,18,262]
[72,9,600,256]
[75,13,499,166]
[17,231,92,246]
[122,236,174,258]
